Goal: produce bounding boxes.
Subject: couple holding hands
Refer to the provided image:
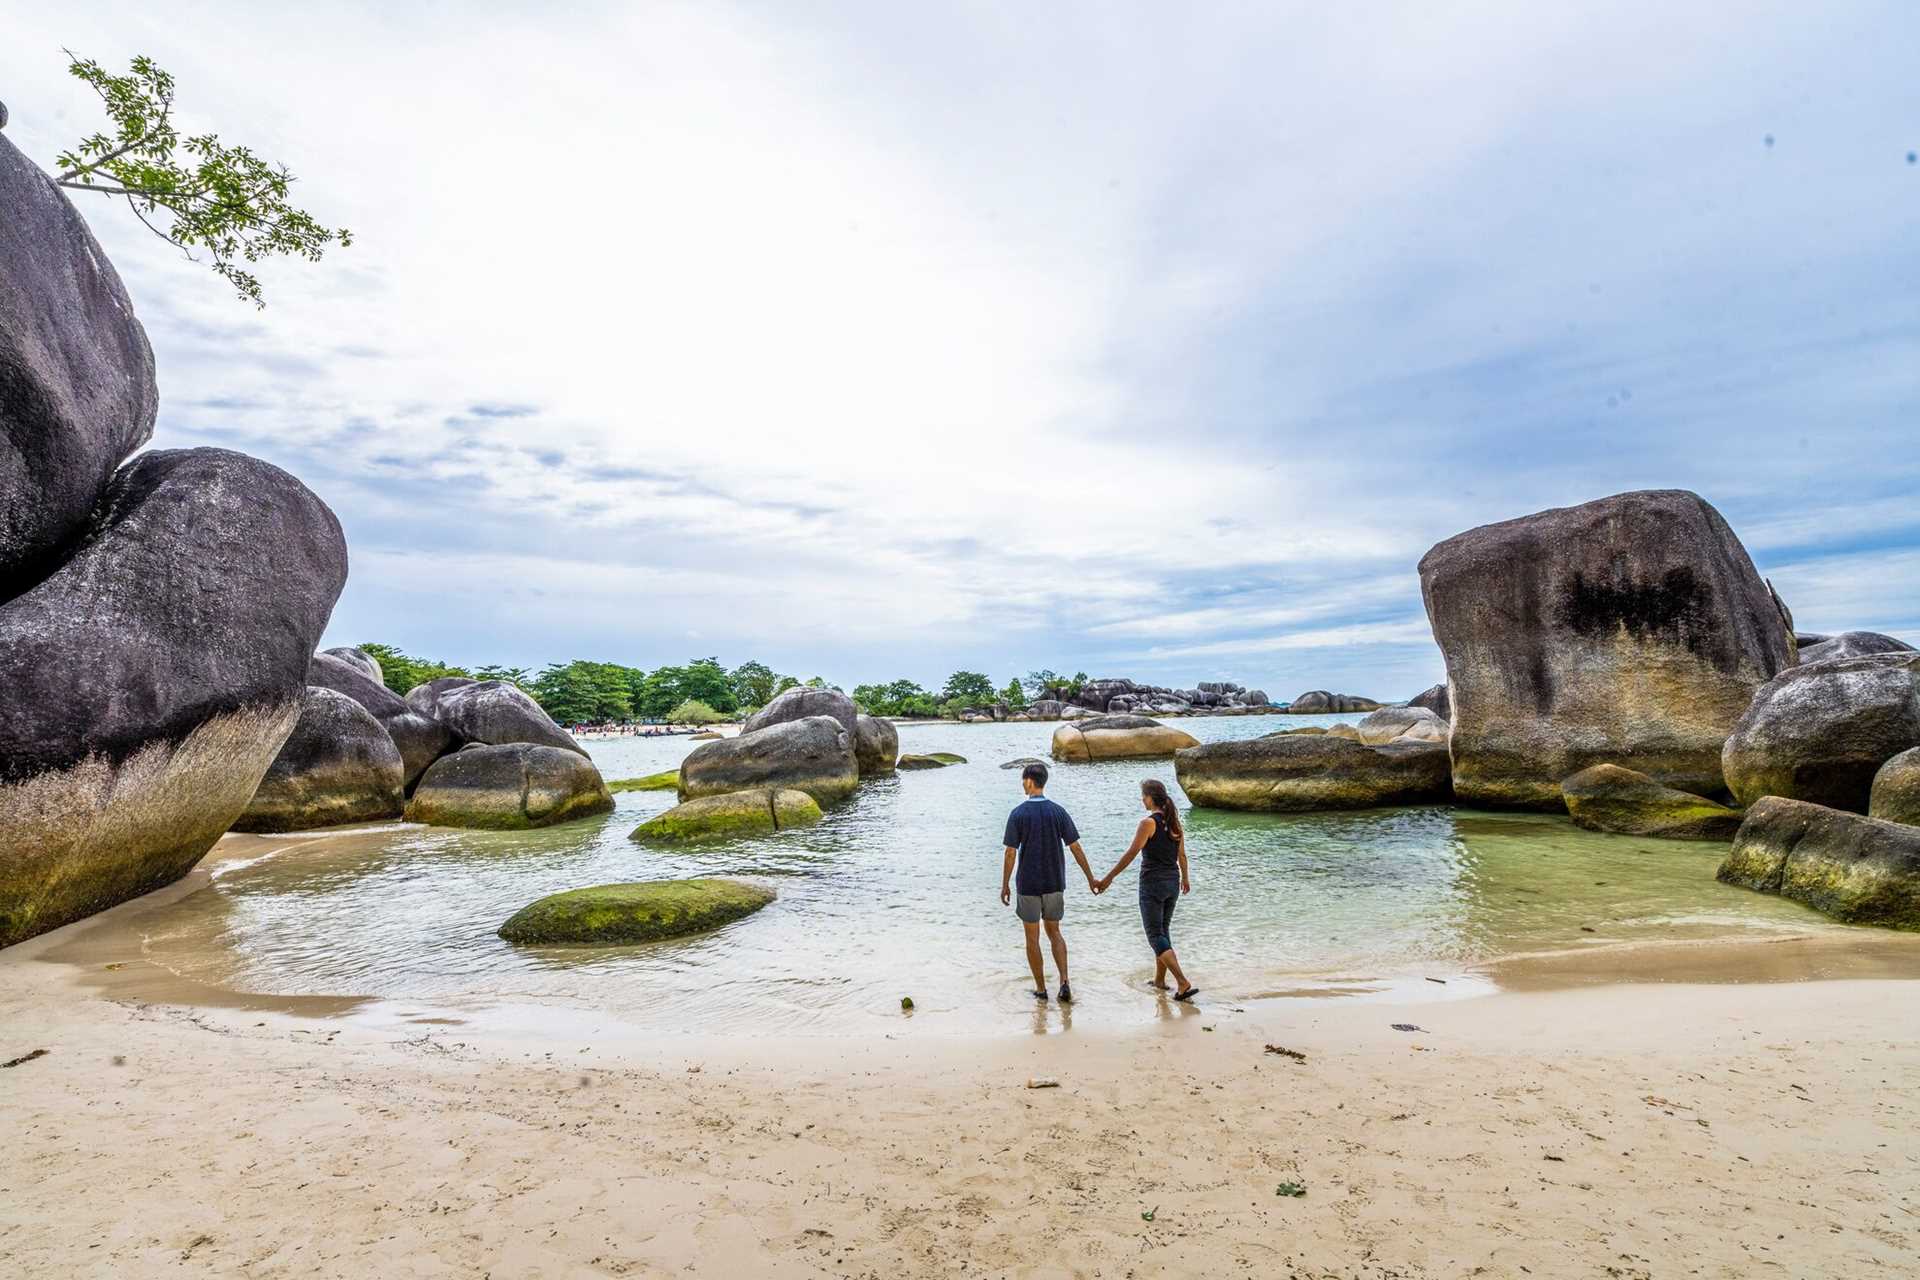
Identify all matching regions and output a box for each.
[998,761,1198,1004]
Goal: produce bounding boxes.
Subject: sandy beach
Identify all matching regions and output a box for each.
[3,848,1918,1279]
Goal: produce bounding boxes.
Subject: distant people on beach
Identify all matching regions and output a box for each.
[999,761,1098,1003]
[998,766,1198,1004]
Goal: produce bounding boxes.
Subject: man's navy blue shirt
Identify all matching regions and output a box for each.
[1003,795,1079,896]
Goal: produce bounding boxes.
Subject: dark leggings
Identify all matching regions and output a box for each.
[1139,872,1179,956]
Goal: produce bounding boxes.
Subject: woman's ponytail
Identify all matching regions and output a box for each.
[1141,778,1182,843]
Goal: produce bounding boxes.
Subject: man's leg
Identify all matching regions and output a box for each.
[1043,919,1070,990]
[1023,921,1047,993]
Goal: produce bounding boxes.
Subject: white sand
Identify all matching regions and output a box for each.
[2,872,1917,1277]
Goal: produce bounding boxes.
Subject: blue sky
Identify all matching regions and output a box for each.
[8,2,1917,699]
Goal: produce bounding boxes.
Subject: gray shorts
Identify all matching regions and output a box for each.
[1015,892,1064,924]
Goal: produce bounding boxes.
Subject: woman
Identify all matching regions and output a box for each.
[1097,779,1197,1001]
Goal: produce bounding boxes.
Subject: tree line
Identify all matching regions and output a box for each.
[356,645,1092,726]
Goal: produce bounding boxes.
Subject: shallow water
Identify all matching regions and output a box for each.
[135,715,1848,1035]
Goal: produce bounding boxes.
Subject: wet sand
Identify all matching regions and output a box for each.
[3,852,1918,1278]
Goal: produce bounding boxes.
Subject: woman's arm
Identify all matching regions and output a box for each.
[1100,818,1154,889]
[1177,833,1191,894]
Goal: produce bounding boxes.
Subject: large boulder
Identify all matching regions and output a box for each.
[498,878,775,945]
[630,788,821,842]
[1419,489,1792,809]
[1356,705,1448,746]
[852,714,899,775]
[234,687,405,832]
[0,448,346,947]
[1870,748,1920,827]
[678,715,859,805]
[321,645,384,684]
[1797,631,1914,665]
[1051,715,1201,763]
[405,743,613,829]
[1718,796,1920,929]
[308,650,454,789]
[1026,699,1066,720]
[403,675,476,715]
[1175,735,1450,812]
[0,133,158,591]
[408,679,584,757]
[1287,691,1381,714]
[1560,763,1743,840]
[1721,653,1920,813]
[1410,683,1451,719]
[743,686,857,738]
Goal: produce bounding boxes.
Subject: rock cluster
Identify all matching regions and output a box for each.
[1014,680,1273,720]
[1285,691,1382,714]
[674,687,895,828]
[1719,797,1920,928]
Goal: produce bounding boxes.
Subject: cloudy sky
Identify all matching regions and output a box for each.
[8,2,1917,698]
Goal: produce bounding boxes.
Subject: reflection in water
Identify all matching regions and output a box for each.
[134,716,1851,1036]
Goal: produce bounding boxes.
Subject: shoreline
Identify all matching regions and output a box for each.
[3,911,1915,1276]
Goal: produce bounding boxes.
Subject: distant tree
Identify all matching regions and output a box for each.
[51,52,351,306]
[635,657,738,719]
[727,660,777,709]
[666,698,727,725]
[529,660,635,724]
[472,664,529,686]
[1001,677,1028,711]
[356,643,469,698]
[940,671,996,710]
[852,678,938,718]
[1023,669,1086,700]
[772,674,801,697]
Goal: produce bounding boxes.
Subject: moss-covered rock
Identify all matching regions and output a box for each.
[1559,763,1742,840]
[678,716,858,804]
[630,788,821,842]
[1868,747,1920,827]
[608,769,680,793]
[1718,796,1920,929]
[899,752,966,769]
[234,686,405,832]
[405,743,614,830]
[498,878,776,944]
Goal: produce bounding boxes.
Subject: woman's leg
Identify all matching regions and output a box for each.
[1141,884,1173,986]
[1155,893,1194,994]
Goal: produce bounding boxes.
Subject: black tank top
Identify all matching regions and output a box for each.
[1142,811,1180,872]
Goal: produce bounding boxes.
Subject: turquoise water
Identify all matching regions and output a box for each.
[136,714,1845,1034]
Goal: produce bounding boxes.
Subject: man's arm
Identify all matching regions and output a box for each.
[1001,845,1017,905]
[1068,840,1098,892]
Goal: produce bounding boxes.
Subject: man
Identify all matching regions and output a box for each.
[1000,761,1100,1002]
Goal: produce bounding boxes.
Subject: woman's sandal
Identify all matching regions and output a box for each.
[1173,987,1200,1002]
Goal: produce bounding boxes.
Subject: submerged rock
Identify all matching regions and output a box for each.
[498,878,775,945]
[1721,652,1920,813]
[1718,796,1920,929]
[899,752,966,770]
[1051,715,1200,763]
[234,687,405,832]
[1356,706,1449,746]
[630,788,821,842]
[1287,691,1381,714]
[1869,748,1920,826]
[853,714,899,775]
[1420,489,1792,809]
[405,743,613,830]
[0,132,158,591]
[410,679,584,757]
[308,650,454,790]
[678,715,858,804]
[1559,763,1743,840]
[0,448,345,948]
[1797,631,1915,665]
[744,686,858,738]
[1174,735,1451,812]
[1000,756,1048,769]
[607,769,679,793]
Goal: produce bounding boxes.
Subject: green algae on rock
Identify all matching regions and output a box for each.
[898,752,966,770]
[630,788,821,842]
[1560,763,1743,841]
[405,743,613,830]
[1718,796,1920,929]
[608,770,680,793]
[498,878,776,944]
